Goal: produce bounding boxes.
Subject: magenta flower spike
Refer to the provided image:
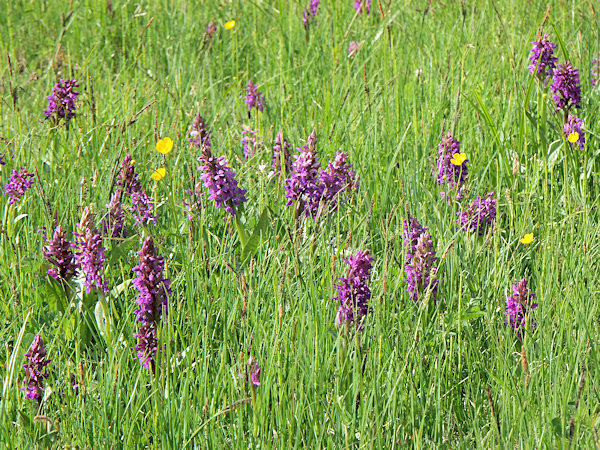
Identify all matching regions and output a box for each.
[44,79,79,123]
[4,167,34,205]
[505,278,537,339]
[334,249,374,330]
[21,335,51,401]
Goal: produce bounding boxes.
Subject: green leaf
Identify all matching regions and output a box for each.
[241,208,269,263]
[234,214,250,249]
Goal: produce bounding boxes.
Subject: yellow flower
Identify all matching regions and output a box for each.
[567,132,579,143]
[156,137,173,155]
[519,233,534,245]
[224,20,236,30]
[450,152,467,166]
[151,168,166,181]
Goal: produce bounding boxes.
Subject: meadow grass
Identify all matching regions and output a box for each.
[1,0,600,447]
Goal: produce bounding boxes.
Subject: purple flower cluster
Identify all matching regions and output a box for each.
[272,130,292,174]
[189,114,211,150]
[244,80,265,115]
[102,192,126,238]
[435,131,467,199]
[354,0,371,13]
[528,34,557,81]
[319,151,358,209]
[206,22,217,41]
[563,114,585,151]
[551,62,582,112]
[132,236,171,370]
[302,0,320,29]
[44,79,79,122]
[335,249,373,330]
[43,225,76,282]
[241,127,263,159]
[505,278,537,339]
[4,167,35,205]
[239,356,261,386]
[404,217,439,303]
[117,154,156,226]
[457,192,497,235]
[21,335,51,401]
[197,146,247,217]
[73,224,108,294]
[348,41,360,57]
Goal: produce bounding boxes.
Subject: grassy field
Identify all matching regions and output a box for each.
[1,0,600,447]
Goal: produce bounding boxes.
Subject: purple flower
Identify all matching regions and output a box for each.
[551,62,582,112]
[563,114,585,151]
[335,249,373,330]
[284,128,322,217]
[272,130,292,174]
[189,114,211,150]
[0,154,5,166]
[457,192,497,235]
[348,41,360,57]
[244,80,265,114]
[434,131,467,200]
[44,79,79,122]
[117,154,142,195]
[4,167,34,205]
[319,151,358,209]
[241,127,263,159]
[102,191,126,238]
[69,373,79,396]
[197,146,247,217]
[132,236,171,370]
[302,0,320,29]
[43,225,76,282]
[405,231,439,303]
[239,356,261,386]
[354,0,371,13]
[403,216,428,263]
[73,224,108,294]
[131,190,156,226]
[505,278,537,339]
[527,34,557,81]
[206,22,217,41]
[592,58,599,87]
[21,335,51,401]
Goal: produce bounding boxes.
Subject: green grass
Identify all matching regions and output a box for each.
[1,0,600,447]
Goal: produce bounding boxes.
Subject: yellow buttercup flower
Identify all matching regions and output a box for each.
[156,137,173,155]
[567,132,579,143]
[151,168,166,181]
[450,152,467,166]
[520,233,534,245]
[224,20,236,30]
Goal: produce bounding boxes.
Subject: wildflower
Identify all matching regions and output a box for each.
[197,145,247,217]
[405,230,439,303]
[520,233,534,245]
[69,373,79,396]
[117,154,142,195]
[151,168,166,181]
[244,80,265,114]
[457,192,497,235]
[44,79,79,123]
[302,0,320,30]
[43,225,76,281]
[4,167,35,205]
[156,137,173,155]
[527,34,557,81]
[73,221,108,294]
[101,191,126,238]
[239,356,261,386]
[189,114,211,150]
[131,190,157,226]
[403,215,428,263]
[348,41,360,57]
[284,128,322,217]
[550,62,582,112]
[319,151,358,209]
[505,278,537,339]
[335,249,373,330]
[435,131,468,199]
[563,114,585,151]
[592,58,599,87]
[21,335,51,401]
[224,20,236,30]
[272,130,292,174]
[354,0,371,13]
[206,22,217,40]
[241,126,263,159]
[132,236,171,370]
